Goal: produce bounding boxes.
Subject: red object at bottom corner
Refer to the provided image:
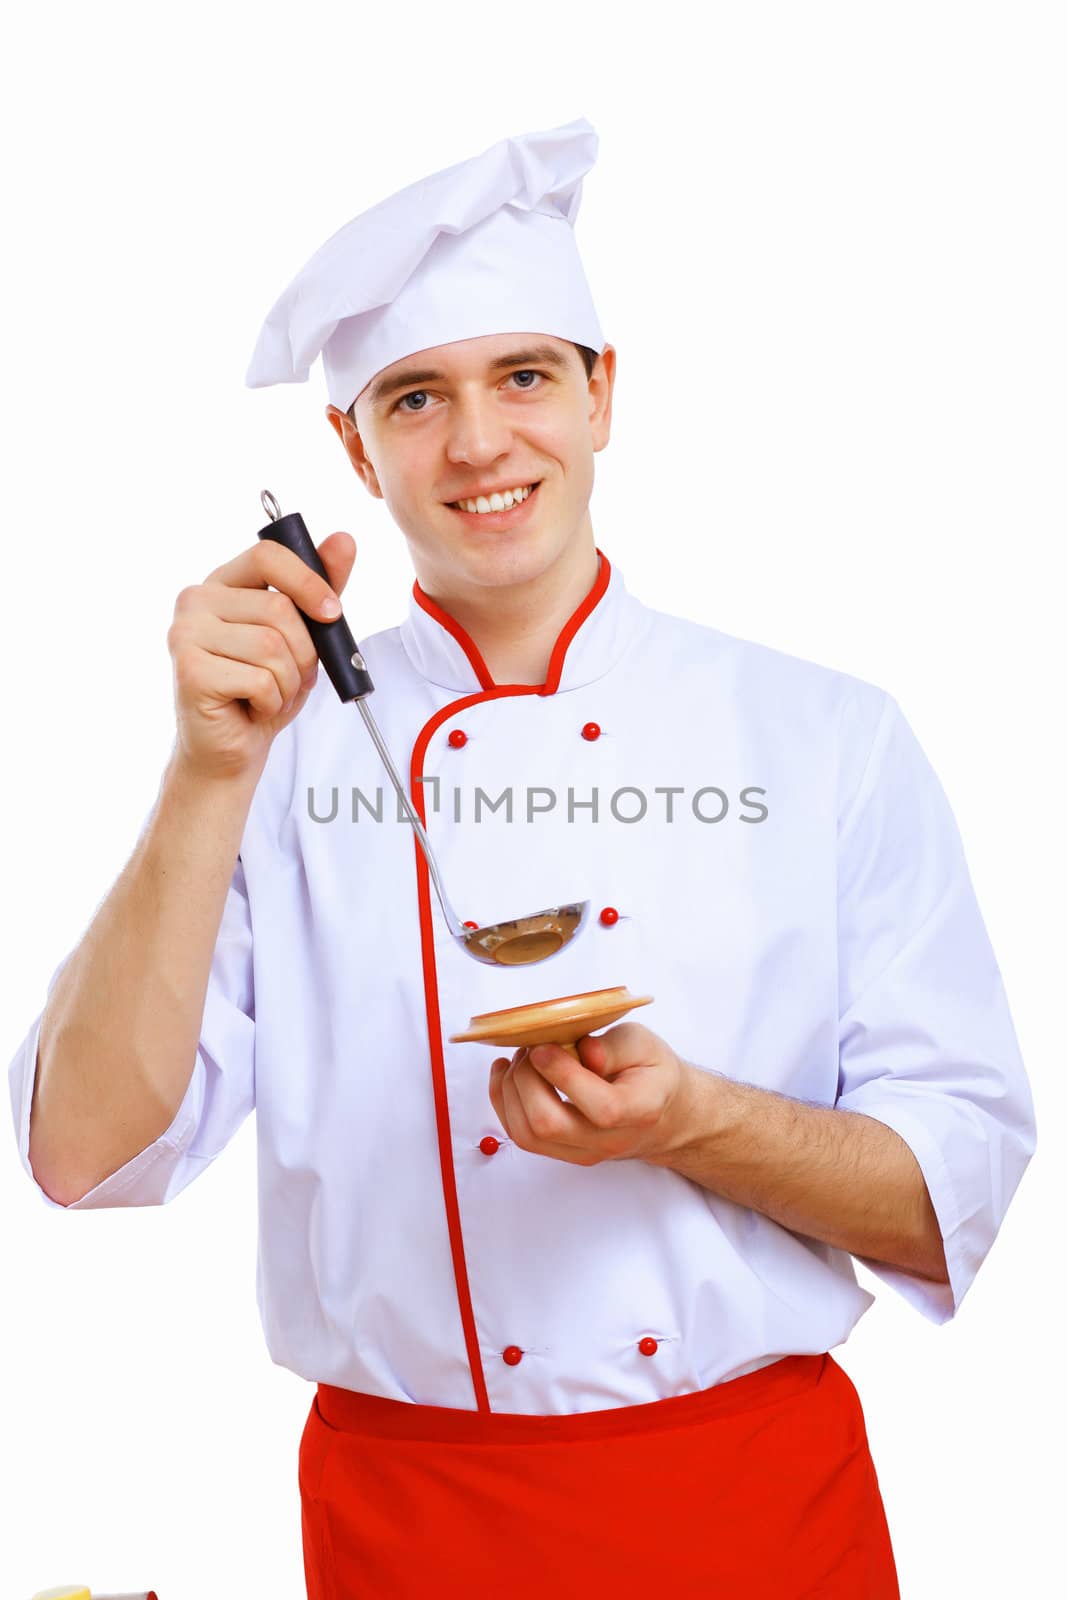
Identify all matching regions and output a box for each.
[297,1351,899,1598]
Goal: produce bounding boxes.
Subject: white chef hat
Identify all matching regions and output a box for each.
[244,117,606,417]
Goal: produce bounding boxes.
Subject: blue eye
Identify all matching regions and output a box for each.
[392,369,544,414]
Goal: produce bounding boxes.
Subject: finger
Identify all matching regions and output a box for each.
[500,1060,608,1166]
[526,1043,620,1127]
[317,531,357,597]
[503,1056,581,1150]
[175,645,289,722]
[578,1023,663,1094]
[488,1057,509,1126]
[510,1055,589,1147]
[575,1033,611,1076]
[535,1037,670,1137]
[187,615,307,707]
[204,540,345,625]
[498,1063,538,1149]
[580,1021,649,1078]
[191,587,322,684]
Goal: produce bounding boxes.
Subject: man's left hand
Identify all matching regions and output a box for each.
[488,1022,697,1166]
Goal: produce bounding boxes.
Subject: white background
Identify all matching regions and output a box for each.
[2,2,1062,1596]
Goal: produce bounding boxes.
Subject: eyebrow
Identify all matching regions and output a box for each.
[367,343,572,409]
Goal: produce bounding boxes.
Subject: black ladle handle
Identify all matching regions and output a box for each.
[256,501,374,703]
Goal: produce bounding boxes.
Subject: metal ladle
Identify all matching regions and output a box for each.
[256,490,591,967]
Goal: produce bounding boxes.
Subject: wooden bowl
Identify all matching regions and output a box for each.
[449,985,654,1059]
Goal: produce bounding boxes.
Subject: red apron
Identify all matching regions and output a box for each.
[299,1351,899,1598]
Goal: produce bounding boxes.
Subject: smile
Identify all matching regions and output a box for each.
[447,481,542,522]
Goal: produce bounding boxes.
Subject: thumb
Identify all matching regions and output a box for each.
[576,1032,612,1077]
[317,531,358,598]
[578,1023,644,1081]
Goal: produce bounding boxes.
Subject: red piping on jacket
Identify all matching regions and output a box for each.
[409,549,611,1412]
[413,546,611,697]
[411,588,496,691]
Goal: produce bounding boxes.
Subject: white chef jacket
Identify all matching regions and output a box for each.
[9,549,1036,1414]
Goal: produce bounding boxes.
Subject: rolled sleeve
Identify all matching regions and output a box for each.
[834,692,1036,1324]
[8,856,256,1210]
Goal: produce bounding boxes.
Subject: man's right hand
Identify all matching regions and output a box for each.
[167,531,358,781]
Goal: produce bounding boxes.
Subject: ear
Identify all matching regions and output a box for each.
[325,404,383,498]
[324,403,347,444]
[588,344,615,453]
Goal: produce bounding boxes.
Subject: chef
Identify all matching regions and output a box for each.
[9,118,1037,1597]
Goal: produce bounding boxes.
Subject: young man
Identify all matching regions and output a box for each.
[10,119,1036,1597]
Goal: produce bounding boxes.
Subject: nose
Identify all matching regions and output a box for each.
[445,386,514,468]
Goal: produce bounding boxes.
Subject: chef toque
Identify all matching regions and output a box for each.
[245,117,606,417]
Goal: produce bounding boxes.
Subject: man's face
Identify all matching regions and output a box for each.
[325,332,615,594]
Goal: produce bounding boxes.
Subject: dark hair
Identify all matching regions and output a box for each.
[346,341,600,421]
[573,342,599,379]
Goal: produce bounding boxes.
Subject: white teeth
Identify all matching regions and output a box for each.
[456,483,534,514]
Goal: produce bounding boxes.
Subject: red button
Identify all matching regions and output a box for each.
[599,906,620,926]
[638,1337,659,1357]
[448,728,467,748]
[502,1345,523,1366]
[581,721,601,741]
[462,920,479,930]
[479,1135,500,1156]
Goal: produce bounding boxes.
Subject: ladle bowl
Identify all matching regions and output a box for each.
[458,902,590,966]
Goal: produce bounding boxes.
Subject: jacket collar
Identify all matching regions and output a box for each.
[398,548,645,696]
